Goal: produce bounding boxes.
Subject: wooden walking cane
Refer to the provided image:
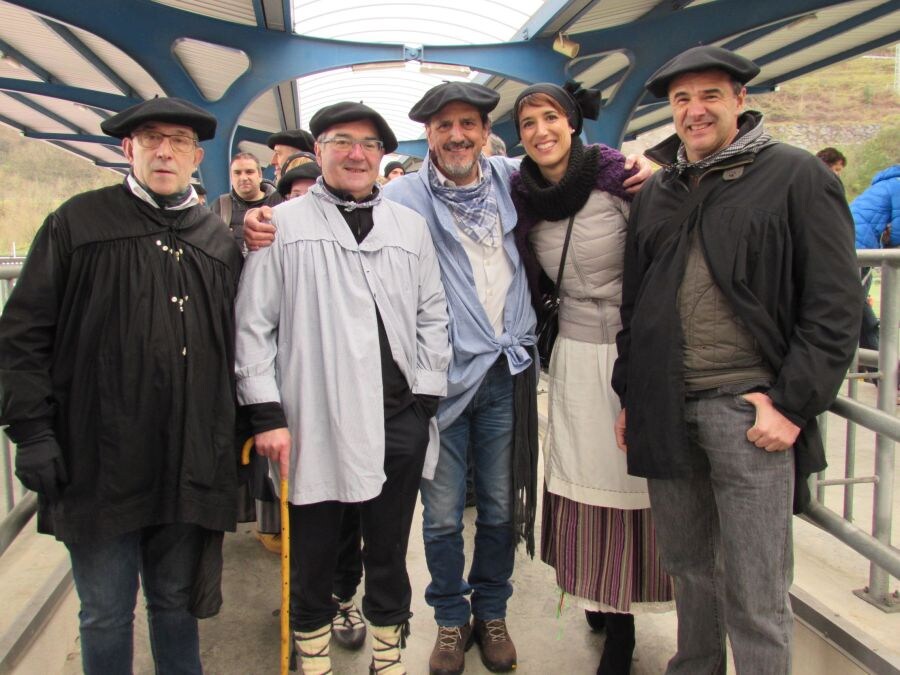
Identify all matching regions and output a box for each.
[241,438,291,675]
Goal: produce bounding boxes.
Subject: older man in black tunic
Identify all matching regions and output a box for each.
[0,97,243,675]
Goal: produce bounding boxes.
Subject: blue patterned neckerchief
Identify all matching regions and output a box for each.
[428,155,501,247]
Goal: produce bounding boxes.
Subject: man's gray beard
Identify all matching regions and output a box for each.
[442,157,477,181]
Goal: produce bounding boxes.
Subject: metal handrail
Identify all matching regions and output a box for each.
[805,248,899,612]
[1,263,23,527]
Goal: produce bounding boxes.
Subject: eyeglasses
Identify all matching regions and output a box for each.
[319,137,383,153]
[131,130,198,154]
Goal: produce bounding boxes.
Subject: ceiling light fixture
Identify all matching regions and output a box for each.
[553,32,580,59]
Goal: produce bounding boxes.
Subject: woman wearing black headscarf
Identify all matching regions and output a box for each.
[511,82,673,674]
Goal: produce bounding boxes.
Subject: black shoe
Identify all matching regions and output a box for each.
[597,613,634,675]
[585,610,606,633]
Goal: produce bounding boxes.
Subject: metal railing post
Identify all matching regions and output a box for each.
[844,351,859,521]
[867,259,898,608]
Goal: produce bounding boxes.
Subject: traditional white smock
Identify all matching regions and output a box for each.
[234,187,450,505]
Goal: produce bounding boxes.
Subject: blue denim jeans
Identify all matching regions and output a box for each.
[648,389,794,675]
[66,523,205,675]
[421,356,515,626]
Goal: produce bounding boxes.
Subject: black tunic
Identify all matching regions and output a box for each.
[0,184,243,542]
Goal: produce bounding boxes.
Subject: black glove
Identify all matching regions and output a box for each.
[15,434,68,500]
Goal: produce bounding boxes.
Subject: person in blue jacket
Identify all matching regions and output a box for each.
[851,164,900,353]
[852,164,900,250]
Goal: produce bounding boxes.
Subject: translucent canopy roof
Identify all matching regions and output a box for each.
[292,0,545,147]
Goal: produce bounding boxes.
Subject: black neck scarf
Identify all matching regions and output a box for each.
[517,136,600,222]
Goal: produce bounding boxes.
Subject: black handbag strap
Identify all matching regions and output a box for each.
[551,214,577,302]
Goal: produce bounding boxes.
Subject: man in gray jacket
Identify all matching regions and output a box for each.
[235,101,450,675]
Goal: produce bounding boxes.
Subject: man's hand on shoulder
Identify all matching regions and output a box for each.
[254,427,292,476]
[742,393,800,452]
[244,206,276,250]
[623,155,652,195]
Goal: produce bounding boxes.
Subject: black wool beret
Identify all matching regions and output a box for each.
[267,129,315,152]
[383,161,405,177]
[277,163,322,197]
[409,82,500,123]
[101,97,217,140]
[645,46,760,99]
[309,102,397,154]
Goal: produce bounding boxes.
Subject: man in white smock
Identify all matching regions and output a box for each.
[234,101,450,675]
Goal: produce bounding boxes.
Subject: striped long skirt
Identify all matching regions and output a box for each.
[540,487,674,612]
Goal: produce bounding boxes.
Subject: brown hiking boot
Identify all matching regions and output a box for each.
[428,623,473,675]
[473,618,517,672]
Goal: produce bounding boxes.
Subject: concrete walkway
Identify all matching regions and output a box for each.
[19,380,899,673]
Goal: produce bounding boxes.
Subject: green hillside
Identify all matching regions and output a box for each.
[747,47,899,201]
[0,127,119,255]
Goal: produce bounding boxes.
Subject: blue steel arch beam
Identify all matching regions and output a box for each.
[6,0,890,191]
[9,0,575,194]
[24,131,120,146]
[758,30,900,86]
[3,91,87,134]
[39,19,138,97]
[0,78,139,111]
[0,36,57,83]
[562,0,860,146]
[751,1,899,69]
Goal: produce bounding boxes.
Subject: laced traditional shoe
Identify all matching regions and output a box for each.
[429,622,473,675]
[369,623,408,674]
[472,618,517,672]
[332,596,366,650]
[294,625,333,674]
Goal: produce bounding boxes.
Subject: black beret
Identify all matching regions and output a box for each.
[267,129,315,152]
[277,162,321,197]
[101,97,216,141]
[513,80,601,138]
[309,102,397,154]
[383,161,405,178]
[646,46,760,98]
[409,82,500,123]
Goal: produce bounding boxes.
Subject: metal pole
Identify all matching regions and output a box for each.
[817,412,828,503]
[844,351,859,521]
[1,436,14,515]
[868,260,898,607]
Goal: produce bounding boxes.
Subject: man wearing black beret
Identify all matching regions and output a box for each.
[267,127,315,181]
[277,160,322,199]
[383,79,654,675]
[612,45,861,673]
[0,96,243,674]
[235,100,449,675]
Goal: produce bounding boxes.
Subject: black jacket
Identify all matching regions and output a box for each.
[611,132,861,509]
[0,184,243,542]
